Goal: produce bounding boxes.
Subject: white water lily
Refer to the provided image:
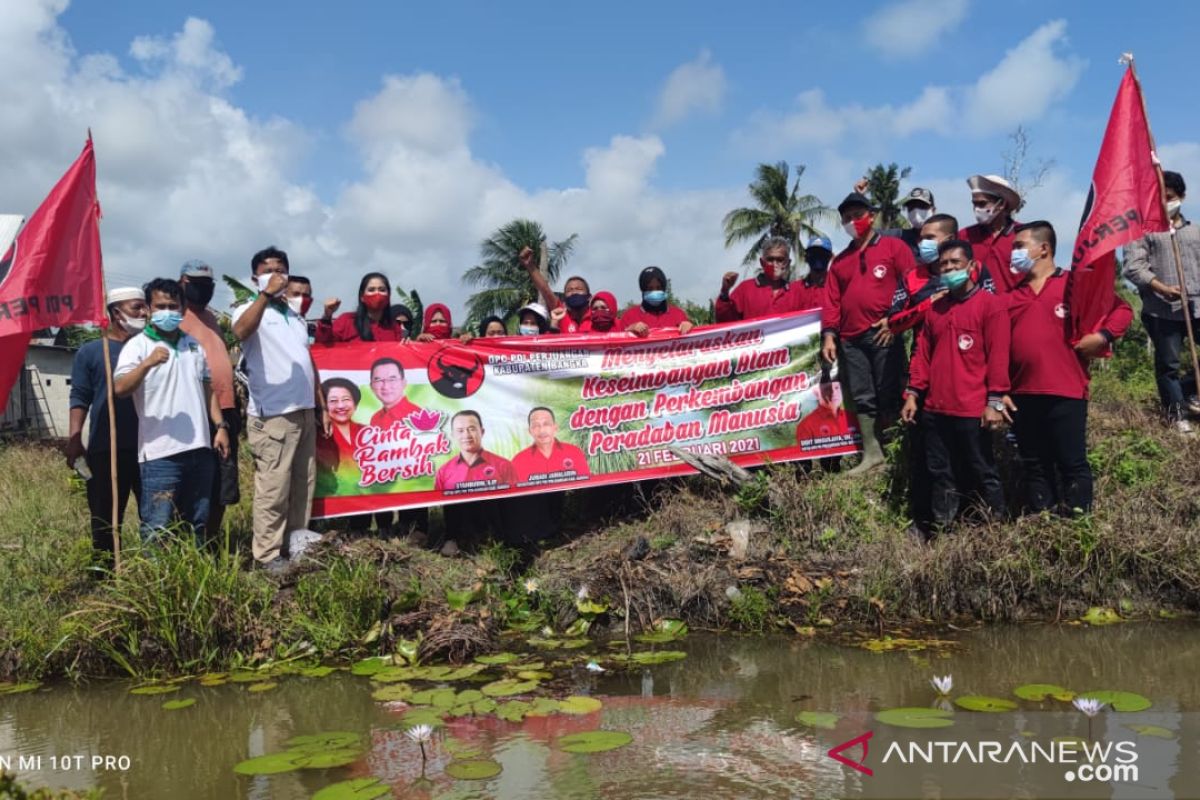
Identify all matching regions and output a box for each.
[1073,697,1106,717]
[930,675,953,695]
[523,578,539,594]
[585,661,605,673]
[405,724,434,744]
[577,585,589,600]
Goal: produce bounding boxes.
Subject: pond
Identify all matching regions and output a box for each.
[3,624,1199,799]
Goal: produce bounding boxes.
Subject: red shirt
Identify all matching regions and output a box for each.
[370,397,425,429]
[887,263,940,335]
[560,308,592,333]
[795,405,848,445]
[715,276,821,322]
[1006,270,1133,399]
[511,440,592,482]
[315,313,405,345]
[619,304,690,330]
[908,288,1011,417]
[823,235,915,339]
[959,220,1021,293]
[434,449,517,492]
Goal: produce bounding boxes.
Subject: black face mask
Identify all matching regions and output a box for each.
[184,280,215,307]
[564,293,590,311]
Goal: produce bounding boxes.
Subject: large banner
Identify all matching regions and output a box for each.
[310,310,861,518]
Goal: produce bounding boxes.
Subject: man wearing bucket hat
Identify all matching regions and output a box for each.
[66,286,148,567]
[960,174,1024,293]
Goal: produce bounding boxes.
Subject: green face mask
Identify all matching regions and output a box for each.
[941,269,970,290]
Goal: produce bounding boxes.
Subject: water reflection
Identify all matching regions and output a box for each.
[0,623,1196,798]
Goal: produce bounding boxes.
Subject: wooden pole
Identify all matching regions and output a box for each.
[100,316,120,572]
[1127,56,1200,404]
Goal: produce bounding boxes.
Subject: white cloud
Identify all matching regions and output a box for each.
[1156,142,1200,190]
[129,17,242,89]
[650,49,727,129]
[863,0,970,59]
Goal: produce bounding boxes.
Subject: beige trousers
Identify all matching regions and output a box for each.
[246,408,315,562]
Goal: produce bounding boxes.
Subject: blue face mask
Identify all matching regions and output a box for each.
[940,269,970,290]
[150,309,183,333]
[918,239,940,264]
[643,290,667,306]
[1010,248,1036,274]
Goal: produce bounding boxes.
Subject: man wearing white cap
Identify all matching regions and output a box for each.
[66,286,148,566]
[960,175,1024,293]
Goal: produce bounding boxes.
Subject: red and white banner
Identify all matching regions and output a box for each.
[311,310,860,518]
[0,138,106,406]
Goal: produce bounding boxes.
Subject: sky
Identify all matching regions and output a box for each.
[4,0,1200,321]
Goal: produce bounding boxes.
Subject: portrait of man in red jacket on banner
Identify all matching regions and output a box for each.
[795,380,852,451]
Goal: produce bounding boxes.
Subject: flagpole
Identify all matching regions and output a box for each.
[1126,56,1200,404]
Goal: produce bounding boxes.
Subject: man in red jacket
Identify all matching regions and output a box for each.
[821,192,916,474]
[715,236,822,321]
[1005,221,1133,514]
[901,240,1010,532]
[959,174,1024,294]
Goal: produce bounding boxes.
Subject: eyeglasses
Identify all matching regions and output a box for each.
[371,377,403,387]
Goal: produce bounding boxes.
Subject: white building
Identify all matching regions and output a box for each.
[0,342,76,438]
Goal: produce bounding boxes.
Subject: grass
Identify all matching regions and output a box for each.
[2,315,1198,680]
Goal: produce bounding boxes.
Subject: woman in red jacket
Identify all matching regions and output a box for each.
[315,273,406,344]
[417,303,454,341]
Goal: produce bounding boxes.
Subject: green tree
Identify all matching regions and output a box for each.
[862,162,913,230]
[722,161,833,265]
[462,219,577,328]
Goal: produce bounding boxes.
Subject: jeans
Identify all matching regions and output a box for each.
[139,448,216,544]
[922,412,1005,527]
[85,448,141,556]
[1142,313,1200,419]
[1011,394,1092,514]
[838,333,905,418]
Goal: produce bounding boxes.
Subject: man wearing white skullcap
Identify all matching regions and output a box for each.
[66,285,149,568]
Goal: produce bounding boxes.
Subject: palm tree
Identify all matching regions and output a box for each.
[463,219,577,326]
[723,161,833,265]
[862,162,913,230]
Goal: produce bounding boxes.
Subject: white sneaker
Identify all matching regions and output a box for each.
[1175,419,1195,435]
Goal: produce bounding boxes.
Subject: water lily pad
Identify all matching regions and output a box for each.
[475,652,519,665]
[0,682,41,695]
[400,708,446,728]
[233,752,308,775]
[558,730,634,753]
[129,685,179,696]
[162,698,196,710]
[472,698,497,715]
[560,638,591,650]
[860,637,957,653]
[517,670,553,681]
[875,707,955,729]
[441,663,488,681]
[629,650,687,665]
[296,749,362,769]
[1076,690,1151,712]
[636,620,688,643]
[455,689,484,705]
[445,759,502,780]
[954,695,1017,713]
[481,678,539,697]
[1014,684,1075,702]
[527,637,564,649]
[495,700,531,722]
[229,671,265,683]
[505,661,544,672]
[564,618,592,638]
[528,697,562,716]
[198,678,228,687]
[350,657,392,676]
[796,711,840,729]
[558,696,603,715]
[444,738,484,758]
[300,666,336,679]
[247,682,278,693]
[197,672,227,682]
[1128,724,1175,739]
[312,777,390,800]
[288,732,364,751]
[371,684,414,702]
[1081,607,1121,626]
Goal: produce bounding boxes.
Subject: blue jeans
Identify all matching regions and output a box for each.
[139,448,215,544]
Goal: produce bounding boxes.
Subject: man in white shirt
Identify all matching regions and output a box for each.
[115,278,230,544]
[232,246,328,569]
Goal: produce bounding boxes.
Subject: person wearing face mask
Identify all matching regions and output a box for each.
[115,279,230,545]
[822,192,916,475]
[178,259,242,541]
[66,287,148,567]
[852,181,937,260]
[574,291,623,333]
[417,303,454,341]
[315,272,404,345]
[960,174,1024,294]
[799,235,833,306]
[232,246,328,571]
[458,315,509,344]
[516,303,550,335]
[871,214,961,345]
[620,267,694,336]
[901,241,1011,535]
[1005,221,1132,516]
[715,235,814,322]
[1123,170,1200,432]
[516,244,597,333]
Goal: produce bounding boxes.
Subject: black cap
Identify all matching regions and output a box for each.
[837,192,878,215]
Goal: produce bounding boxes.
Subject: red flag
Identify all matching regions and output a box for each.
[1068,66,1168,343]
[0,138,105,406]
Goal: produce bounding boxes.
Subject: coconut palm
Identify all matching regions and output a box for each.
[723,161,833,265]
[862,162,913,230]
[463,219,577,327]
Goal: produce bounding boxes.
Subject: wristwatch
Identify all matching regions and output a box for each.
[987,399,1005,412]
